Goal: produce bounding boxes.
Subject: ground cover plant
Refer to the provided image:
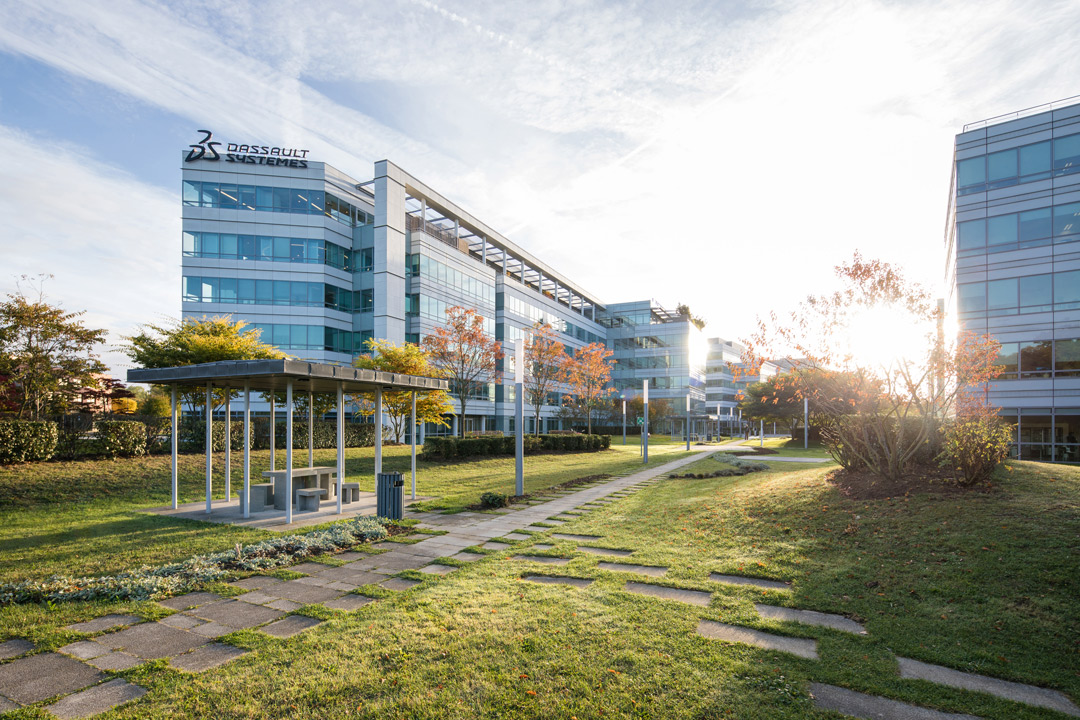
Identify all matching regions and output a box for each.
[0,455,1073,719]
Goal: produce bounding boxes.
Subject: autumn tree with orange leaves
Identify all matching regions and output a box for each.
[563,342,615,435]
[523,322,570,435]
[422,306,502,437]
[740,253,1003,482]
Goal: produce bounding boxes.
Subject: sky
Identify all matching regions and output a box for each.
[1,0,1079,377]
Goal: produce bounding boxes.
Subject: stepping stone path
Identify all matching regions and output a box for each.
[625,581,712,607]
[709,573,791,592]
[46,678,146,720]
[810,683,981,720]
[514,555,571,565]
[597,562,667,577]
[523,575,594,588]
[171,643,249,672]
[419,564,459,575]
[754,604,867,635]
[697,619,818,660]
[64,614,141,634]
[0,639,33,660]
[577,546,633,557]
[897,657,1080,717]
[501,532,532,541]
[381,577,421,591]
[261,615,323,639]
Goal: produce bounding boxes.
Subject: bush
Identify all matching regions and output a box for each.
[273,419,376,450]
[480,491,509,508]
[179,418,256,453]
[95,421,147,458]
[0,421,58,464]
[939,415,1012,485]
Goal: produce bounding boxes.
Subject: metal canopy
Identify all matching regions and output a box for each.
[126,359,448,394]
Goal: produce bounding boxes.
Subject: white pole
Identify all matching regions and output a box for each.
[243,382,250,518]
[760,419,764,447]
[804,396,809,449]
[286,380,294,525]
[375,387,383,480]
[269,393,276,471]
[686,394,691,451]
[515,340,524,496]
[308,390,314,467]
[205,382,212,514]
[642,380,649,464]
[170,385,178,510]
[224,390,231,502]
[411,391,417,500]
[336,382,344,514]
[622,399,626,445]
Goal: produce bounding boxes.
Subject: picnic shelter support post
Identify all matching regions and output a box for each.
[170,385,178,510]
[205,382,212,514]
[375,387,383,480]
[224,390,231,501]
[286,379,294,525]
[243,381,251,519]
[336,382,344,515]
[411,390,417,500]
[269,393,275,471]
[308,389,314,467]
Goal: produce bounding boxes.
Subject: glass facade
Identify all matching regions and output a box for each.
[956,132,1080,195]
[183,231,355,271]
[183,181,372,227]
[956,202,1080,256]
[957,270,1080,315]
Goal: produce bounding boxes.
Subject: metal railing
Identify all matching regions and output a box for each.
[963,94,1080,132]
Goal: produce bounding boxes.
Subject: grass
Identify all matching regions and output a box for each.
[738,437,834,459]
[0,439,695,582]
[0,451,1076,718]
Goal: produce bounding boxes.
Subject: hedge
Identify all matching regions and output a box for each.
[273,419,377,450]
[0,421,58,464]
[423,433,611,460]
[95,421,147,458]
[576,425,642,436]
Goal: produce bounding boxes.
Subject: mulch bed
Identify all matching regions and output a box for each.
[826,466,993,500]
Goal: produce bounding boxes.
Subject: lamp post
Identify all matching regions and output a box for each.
[642,380,649,464]
[515,339,524,496]
[685,394,691,451]
[804,396,809,450]
[621,396,626,445]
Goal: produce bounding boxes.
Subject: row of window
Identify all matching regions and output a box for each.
[182,276,371,313]
[406,253,496,305]
[182,181,372,227]
[957,133,1080,195]
[406,294,496,336]
[614,353,688,370]
[995,338,1080,378]
[497,293,605,345]
[613,336,671,351]
[182,231,364,272]
[243,324,370,354]
[957,202,1080,255]
[957,270,1080,315]
[994,410,1080,462]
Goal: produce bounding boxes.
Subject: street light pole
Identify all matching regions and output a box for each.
[804,396,809,450]
[515,340,524,496]
[642,380,649,464]
[622,397,626,445]
[685,394,691,451]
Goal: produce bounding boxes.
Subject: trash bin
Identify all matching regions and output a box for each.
[376,472,404,520]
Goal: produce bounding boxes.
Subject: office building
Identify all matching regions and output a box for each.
[947,96,1080,462]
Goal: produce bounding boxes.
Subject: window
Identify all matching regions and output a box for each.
[1019,208,1052,245]
[182,232,353,271]
[358,248,374,272]
[1019,141,1051,179]
[1057,339,1080,375]
[997,342,1018,378]
[987,214,1017,247]
[957,157,985,189]
[958,283,985,314]
[361,289,374,313]
[987,149,1017,188]
[988,279,1016,311]
[1055,270,1080,306]
[1054,134,1080,175]
[181,181,368,226]
[405,293,419,315]
[1054,203,1080,238]
[1019,275,1051,310]
[958,220,985,250]
[1019,341,1052,377]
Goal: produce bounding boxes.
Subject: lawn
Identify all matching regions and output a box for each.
[0,454,1076,719]
[737,436,834,459]
[0,438,696,582]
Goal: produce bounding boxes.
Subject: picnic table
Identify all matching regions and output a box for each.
[263,466,338,510]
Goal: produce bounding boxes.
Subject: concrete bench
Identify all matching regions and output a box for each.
[249,483,274,511]
[341,482,360,504]
[295,488,326,512]
[264,467,337,510]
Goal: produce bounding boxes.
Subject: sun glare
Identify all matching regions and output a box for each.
[842,305,934,372]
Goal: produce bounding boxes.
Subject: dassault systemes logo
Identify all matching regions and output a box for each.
[185,130,221,162]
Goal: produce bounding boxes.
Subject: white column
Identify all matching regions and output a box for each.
[224,390,231,502]
[410,391,417,500]
[243,382,251,519]
[515,340,524,495]
[308,390,314,467]
[481,238,487,264]
[205,383,213,514]
[269,394,276,471]
[336,382,344,514]
[375,387,383,480]
[286,380,294,525]
[170,385,178,509]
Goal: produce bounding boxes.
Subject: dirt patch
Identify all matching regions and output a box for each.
[826,466,993,500]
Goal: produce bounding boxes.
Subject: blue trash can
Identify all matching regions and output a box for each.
[376,472,404,520]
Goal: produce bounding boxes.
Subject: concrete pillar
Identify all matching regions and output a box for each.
[170,385,178,510]
[336,382,344,514]
[224,391,231,501]
[205,383,212,514]
[286,380,294,525]
[242,382,251,518]
[374,160,408,343]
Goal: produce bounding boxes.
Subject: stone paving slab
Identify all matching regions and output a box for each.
[522,575,594,588]
[261,615,323,638]
[709,573,791,592]
[266,598,303,612]
[58,640,110,660]
[46,678,146,720]
[419,564,459,575]
[97,622,209,659]
[755,604,867,635]
[86,651,143,671]
[65,614,142,634]
[625,581,712,606]
[697,620,818,660]
[0,695,16,713]
[380,578,421,591]
[269,580,343,604]
[189,622,232,638]
[577,546,634,557]
[188,600,285,630]
[324,594,377,611]
[898,657,1080,716]
[0,652,105,704]
[449,552,483,562]
[159,613,206,630]
[290,562,331,574]
[597,562,668,577]
[171,643,249,672]
[0,638,34,660]
[229,576,283,591]
[237,591,280,606]
[513,555,570,566]
[810,683,981,720]
[157,591,221,610]
[500,533,532,541]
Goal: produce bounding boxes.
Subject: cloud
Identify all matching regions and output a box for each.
[0,124,177,377]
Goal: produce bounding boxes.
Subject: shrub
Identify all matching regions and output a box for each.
[939,415,1012,485]
[179,418,256,453]
[480,491,509,508]
[95,421,147,458]
[0,421,58,464]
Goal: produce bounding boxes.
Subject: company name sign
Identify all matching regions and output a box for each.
[185,130,311,168]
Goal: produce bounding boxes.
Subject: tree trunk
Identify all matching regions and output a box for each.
[459,394,467,437]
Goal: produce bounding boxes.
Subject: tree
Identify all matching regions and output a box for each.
[0,275,108,420]
[739,373,804,436]
[563,342,614,434]
[122,315,286,412]
[352,338,453,443]
[740,253,1002,481]
[675,303,707,331]
[422,306,502,437]
[524,322,570,435]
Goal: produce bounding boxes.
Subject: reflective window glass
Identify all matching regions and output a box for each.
[273,187,291,212]
[273,237,289,259]
[256,280,271,303]
[997,342,1018,378]
[238,185,256,210]
[1053,202,1080,237]
[182,180,200,206]
[273,281,290,305]
[987,214,1017,246]
[1019,141,1051,177]
[987,149,1017,184]
[256,186,273,210]
[1054,134,1080,174]
[1019,208,1052,244]
[1019,275,1051,309]
[987,278,1017,310]
[182,231,196,254]
[957,220,985,250]
[217,184,238,209]
[219,278,237,302]
[202,233,219,256]
[1054,270,1080,305]
[1020,341,1052,376]
[258,237,273,261]
[292,190,310,213]
[220,234,238,257]
[1056,339,1080,375]
[957,157,985,187]
[238,279,254,303]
